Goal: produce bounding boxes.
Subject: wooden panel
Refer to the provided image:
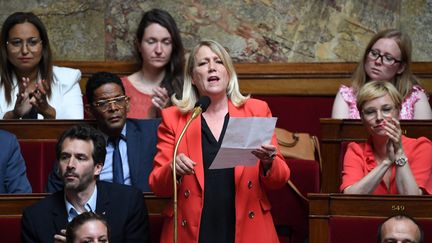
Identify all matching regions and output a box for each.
[308,193,432,243]
[0,193,169,216]
[319,119,432,193]
[0,120,96,140]
[53,61,432,96]
[309,219,329,243]
[144,194,170,216]
[0,194,43,216]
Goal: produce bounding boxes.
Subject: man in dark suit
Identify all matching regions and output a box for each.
[46,72,160,192]
[22,125,149,243]
[0,129,31,193]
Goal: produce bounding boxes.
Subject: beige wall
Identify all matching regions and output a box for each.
[1,0,430,62]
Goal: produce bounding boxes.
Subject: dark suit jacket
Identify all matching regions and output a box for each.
[0,129,31,193]
[21,181,150,243]
[46,118,160,192]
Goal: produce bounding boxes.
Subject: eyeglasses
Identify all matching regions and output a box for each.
[367,49,402,66]
[93,96,128,112]
[362,106,395,120]
[6,37,42,52]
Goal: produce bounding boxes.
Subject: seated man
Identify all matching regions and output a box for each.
[0,129,31,193]
[46,72,160,192]
[21,125,150,243]
[378,214,423,243]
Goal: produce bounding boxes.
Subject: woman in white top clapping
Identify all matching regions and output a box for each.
[0,12,83,119]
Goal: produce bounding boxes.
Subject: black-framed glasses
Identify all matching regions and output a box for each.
[367,49,402,65]
[93,95,129,112]
[6,37,42,52]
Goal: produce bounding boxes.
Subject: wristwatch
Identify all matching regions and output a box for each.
[394,157,408,167]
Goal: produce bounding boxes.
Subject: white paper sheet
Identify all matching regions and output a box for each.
[209,117,277,169]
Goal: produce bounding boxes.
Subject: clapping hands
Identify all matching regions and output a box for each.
[384,117,404,161]
[13,77,55,119]
[13,77,33,117]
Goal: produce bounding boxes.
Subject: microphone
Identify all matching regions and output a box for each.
[191,96,211,120]
[172,96,211,243]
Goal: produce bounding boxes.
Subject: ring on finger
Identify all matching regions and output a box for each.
[268,151,277,159]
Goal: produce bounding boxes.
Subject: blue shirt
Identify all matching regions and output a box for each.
[65,185,97,222]
[100,124,131,185]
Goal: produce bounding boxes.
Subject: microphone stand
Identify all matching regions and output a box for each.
[172,106,203,243]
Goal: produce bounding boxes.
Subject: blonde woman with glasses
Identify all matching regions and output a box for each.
[340,81,432,195]
[332,29,432,119]
[0,12,83,119]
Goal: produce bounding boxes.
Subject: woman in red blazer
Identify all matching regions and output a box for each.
[149,39,290,243]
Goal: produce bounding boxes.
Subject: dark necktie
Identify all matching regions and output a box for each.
[109,136,124,184]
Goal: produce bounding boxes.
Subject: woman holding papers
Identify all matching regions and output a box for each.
[340,81,432,195]
[149,39,290,243]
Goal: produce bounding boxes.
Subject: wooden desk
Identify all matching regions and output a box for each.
[309,193,432,243]
[0,193,169,243]
[54,61,432,96]
[319,118,432,192]
[0,193,169,216]
[0,120,96,140]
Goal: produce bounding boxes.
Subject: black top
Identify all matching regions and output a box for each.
[198,114,235,243]
[22,107,38,119]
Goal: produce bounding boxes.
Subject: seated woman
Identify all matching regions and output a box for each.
[66,212,109,243]
[122,8,184,118]
[341,81,432,195]
[0,12,83,119]
[332,29,432,119]
[149,40,290,243]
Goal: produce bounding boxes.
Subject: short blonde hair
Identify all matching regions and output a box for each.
[172,39,249,112]
[356,81,403,114]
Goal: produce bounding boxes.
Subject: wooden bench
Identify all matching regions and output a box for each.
[3,62,432,136]
[0,193,169,243]
[319,118,432,193]
[309,193,432,243]
[53,61,432,96]
[0,120,97,192]
[1,120,321,242]
[0,120,96,140]
[51,61,432,136]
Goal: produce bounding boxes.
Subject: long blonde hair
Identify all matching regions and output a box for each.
[172,39,249,112]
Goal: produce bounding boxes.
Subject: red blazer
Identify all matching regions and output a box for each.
[149,98,290,243]
[341,135,432,194]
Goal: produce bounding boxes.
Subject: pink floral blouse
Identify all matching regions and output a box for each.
[338,84,426,119]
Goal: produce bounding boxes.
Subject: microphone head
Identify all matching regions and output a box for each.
[195,96,211,112]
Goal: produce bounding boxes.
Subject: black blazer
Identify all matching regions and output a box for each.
[46,118,160,192]
[21,181,150,243]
